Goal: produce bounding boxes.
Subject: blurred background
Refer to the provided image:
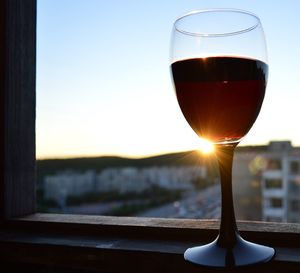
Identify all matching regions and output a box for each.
[36,0,300,223]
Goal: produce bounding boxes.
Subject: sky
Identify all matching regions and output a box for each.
[36,0,300,159]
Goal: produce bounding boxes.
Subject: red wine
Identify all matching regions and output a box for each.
[171,56,268,143]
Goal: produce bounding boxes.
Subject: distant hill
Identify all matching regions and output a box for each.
[36,145,269,184]
[36,150,211,183]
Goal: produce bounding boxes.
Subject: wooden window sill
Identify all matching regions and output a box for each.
[0,213,300,272]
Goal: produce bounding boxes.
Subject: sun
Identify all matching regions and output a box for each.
[197,138,214,154]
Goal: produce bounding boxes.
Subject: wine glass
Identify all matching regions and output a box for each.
[170,9,275,267]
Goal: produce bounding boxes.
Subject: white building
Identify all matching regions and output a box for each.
[44,170,97,203]
[232,150,265,221]
[96,166,206,192]
[261,141,300,223]
[44,165,207,202]
[96,167,149,193]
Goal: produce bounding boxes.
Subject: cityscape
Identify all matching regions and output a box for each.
[37,140,300,223]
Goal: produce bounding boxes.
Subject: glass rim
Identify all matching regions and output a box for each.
[174,9,261,37]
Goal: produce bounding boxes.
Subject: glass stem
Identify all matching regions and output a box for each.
[215,143,239,248]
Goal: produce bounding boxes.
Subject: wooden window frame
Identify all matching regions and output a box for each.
[0,1,300,272]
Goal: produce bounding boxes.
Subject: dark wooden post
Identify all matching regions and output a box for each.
[0,0,36,219]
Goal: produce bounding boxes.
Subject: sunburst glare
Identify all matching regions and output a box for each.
[197,138,214,154]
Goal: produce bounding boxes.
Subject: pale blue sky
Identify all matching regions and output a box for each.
[37,0,300,158]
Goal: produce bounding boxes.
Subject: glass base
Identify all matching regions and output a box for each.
[184,236,275,268]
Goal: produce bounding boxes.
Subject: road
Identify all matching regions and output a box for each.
[138,184,221,219]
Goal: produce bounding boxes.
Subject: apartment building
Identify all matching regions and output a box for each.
[261,141,300,223]
[44,165,206,203]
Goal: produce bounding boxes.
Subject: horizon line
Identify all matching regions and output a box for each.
[36,140,295,160]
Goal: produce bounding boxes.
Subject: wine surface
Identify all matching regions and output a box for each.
[171,56,268,143]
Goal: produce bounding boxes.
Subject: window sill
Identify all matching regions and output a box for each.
[1,213,300,272]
